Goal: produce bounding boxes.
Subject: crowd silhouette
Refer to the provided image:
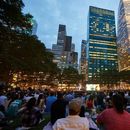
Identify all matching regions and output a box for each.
[0,87,130,130]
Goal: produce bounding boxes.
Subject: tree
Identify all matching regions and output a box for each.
[0,0,32,84]
[0,0,58,87]
[61,67,81,89]
[119,70,130,84]
[0,0,32,31]
[98,69,120,89]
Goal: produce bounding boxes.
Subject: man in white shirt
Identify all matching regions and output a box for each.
[53,99,89,130]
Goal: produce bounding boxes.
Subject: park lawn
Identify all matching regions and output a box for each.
[9,115,50,130]
[31,115,50,130]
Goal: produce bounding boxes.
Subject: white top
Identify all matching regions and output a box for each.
[23,96,32,102]
[53,115,89,130]
[0,95,7,106]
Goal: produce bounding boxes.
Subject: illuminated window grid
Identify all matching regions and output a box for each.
[89,57,117,61]
[89,46,117,51]
[89,51,117,56]
[89,39,117,46]
[90,34,116,38]
[90,16,115,22]
[89,53,117,58]
[89,54,116,58]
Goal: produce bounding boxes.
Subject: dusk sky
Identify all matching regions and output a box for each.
[23,0,120,60]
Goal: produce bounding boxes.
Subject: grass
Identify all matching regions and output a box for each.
[31,115,50,130]
[8,115,50,130]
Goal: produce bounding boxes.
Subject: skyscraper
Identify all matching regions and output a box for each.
[64,36,72,51]
[52,44,64,63]
[70,52,78,68]
[57,24,66,46]
[87,6,118,84]
[71,44,75,52]
[80,40,87,76]
[52,24,78,70]
[117,0,130,71]
[52,24,66,64]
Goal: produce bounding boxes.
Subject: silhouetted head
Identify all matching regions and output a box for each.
[26,97,36,109]
[112,94,124,113]
[37,94,44,105]
[50,91,55,96]
[57,92,63,99]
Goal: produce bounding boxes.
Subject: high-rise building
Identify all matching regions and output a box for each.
[52,24,66,64]
[57,24,66,46]
[64,36,72,51]
[52,44,64,63]
[52,24,78,70]
[70,52,78,68]
[60,51,78,69]
[87,6,118,84]
[80,40,87,76]
[71,44,75,52]
[117,0,130,71]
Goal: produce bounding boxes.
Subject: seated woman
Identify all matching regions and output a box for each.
[86,95,94,114]
[18,97,42,127]
[37,94,45,113]
[97,94,130,130]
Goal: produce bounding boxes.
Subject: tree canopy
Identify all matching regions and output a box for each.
[61,67,81,85]
[0,0,58,86]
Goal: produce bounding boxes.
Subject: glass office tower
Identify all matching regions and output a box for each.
[117,0,130,71]
[87,6,118,84]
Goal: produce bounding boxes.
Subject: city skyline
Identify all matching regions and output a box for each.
[23,0,120,60]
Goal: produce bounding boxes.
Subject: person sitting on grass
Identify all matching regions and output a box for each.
[53,99,89,130]
[97,94,130,130]
[17,97,42,128]
[51,92,68,125]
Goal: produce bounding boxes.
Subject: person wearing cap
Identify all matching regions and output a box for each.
[53,99,89,130]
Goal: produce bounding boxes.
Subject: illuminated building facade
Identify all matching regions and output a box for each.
[64,36,72,51]
[57,24,66,46]
[52,24,66,64]
[52,24,78,69]
[71,44,75,52]
[87,6,118,84]
[117,0,130,71]
[60,36,78,70]
[80,40,87,75]
[52,44,64,63]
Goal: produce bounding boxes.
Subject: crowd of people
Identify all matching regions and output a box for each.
[0,87,130,130]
